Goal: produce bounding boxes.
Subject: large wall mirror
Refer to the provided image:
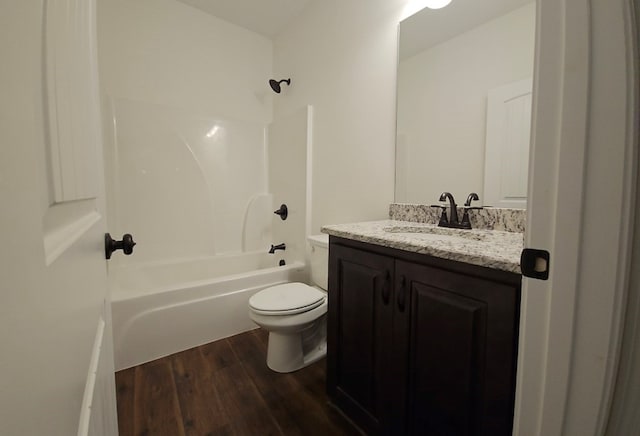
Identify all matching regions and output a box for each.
[395,0,536,208]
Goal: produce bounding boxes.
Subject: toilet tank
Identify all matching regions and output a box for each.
[307,234,329,290]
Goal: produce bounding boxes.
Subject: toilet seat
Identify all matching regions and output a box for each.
[249,282,326,316]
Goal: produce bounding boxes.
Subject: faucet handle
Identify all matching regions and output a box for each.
[460,205,483,229]
[430,204,449,226]
[459,209,473,229]
[438,209,448,227]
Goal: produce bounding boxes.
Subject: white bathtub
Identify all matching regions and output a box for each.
[110,253,306,370]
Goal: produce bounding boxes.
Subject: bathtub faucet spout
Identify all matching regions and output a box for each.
[269,243,286,254]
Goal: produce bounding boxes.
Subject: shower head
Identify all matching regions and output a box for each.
[269,78,291,94]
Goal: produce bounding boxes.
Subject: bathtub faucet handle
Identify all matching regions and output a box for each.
[269,243,286,254]
[273,204,288,220]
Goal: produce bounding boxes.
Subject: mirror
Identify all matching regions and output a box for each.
[395,0,536,208]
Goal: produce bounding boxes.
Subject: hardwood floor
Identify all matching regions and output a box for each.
[115,328,361,436]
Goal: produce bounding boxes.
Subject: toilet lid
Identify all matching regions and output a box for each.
[249,282,326,315]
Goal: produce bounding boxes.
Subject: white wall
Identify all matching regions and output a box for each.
[272,0,405,232]
[98,0,273,121]
[98,0,275,264]
[396,3,535,204]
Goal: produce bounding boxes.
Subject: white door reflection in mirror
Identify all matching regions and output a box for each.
[483,78,532,208]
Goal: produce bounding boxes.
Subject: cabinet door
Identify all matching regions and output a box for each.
[328,243,395,435]
[395,260,519,436]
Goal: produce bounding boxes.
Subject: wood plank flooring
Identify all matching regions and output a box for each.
[115,328,361,436]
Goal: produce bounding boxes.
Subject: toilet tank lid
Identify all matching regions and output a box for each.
[249,282,325,312]
[307,234,329,248]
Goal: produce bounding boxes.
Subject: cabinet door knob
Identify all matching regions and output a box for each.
[381,271,391,305]
[397,275,406,312]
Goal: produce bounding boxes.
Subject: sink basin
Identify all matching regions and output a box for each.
[383,225,486,242]
[389,232,470,243]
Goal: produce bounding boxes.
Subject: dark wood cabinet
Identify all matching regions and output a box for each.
[327,243,394,435]
[327,236,521,436]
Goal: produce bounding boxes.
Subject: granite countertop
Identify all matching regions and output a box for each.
[321,220,523,274]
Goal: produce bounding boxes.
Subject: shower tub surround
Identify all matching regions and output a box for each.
[106,99,274,265]
[105,101,314,371]
[322,205,525,273]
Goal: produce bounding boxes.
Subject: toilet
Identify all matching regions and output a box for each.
[249,234,329,373]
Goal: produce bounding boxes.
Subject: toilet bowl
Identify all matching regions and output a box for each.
[249,234,329,373]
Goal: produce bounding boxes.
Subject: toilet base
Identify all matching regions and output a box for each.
[266,333,326,373]
[265,317,327,373]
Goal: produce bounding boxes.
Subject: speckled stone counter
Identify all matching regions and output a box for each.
[321,220,523,274]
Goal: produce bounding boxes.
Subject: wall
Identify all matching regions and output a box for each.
[272,0,408,232]
[98,0,272,121]
[98,0,275,264]
[396,3,535,204]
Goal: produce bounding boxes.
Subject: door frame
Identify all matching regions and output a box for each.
[601,0,640,432]
[514,0,639,435]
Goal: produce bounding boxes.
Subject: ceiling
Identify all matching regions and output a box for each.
[173,0,533,55]
[174,0,312,38]
[400,0,535,60]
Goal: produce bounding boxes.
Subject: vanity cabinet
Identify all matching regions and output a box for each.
[327,236,521,436]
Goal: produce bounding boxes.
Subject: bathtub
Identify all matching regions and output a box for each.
[110,252,306,370]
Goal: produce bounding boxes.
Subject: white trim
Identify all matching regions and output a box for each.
[558,0,635,433]
[515,0,638,434]
[594,0,640,429]
[603,0,640,432]
[304,104,314,281]
[538,0,591,432]
[514,0,591,432]
[77,316,106,436]
[43,202,101,265]
[305,105,314,238]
